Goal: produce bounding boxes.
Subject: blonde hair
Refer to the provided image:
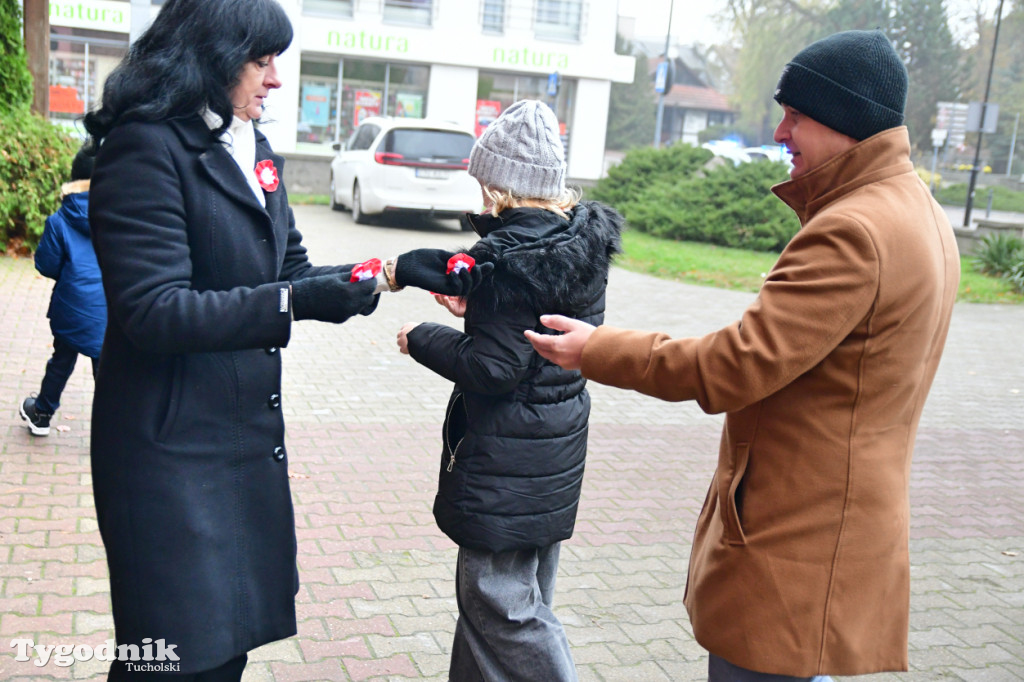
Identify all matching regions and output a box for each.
[481,185,581,219]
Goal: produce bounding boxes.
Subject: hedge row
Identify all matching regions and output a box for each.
[0,109,78,254]
[935,183,1024,213]
[590,144,799,253]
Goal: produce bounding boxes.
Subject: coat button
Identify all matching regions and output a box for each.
[268,393,281,409]
[273,446,285,462]
[265,346,278,355]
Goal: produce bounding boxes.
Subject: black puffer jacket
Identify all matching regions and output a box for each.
[406,201,623,552]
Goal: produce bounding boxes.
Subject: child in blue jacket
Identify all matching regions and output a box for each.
[20,145,106,436]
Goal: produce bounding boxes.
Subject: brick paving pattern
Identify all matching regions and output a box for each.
[1,204,1021,681]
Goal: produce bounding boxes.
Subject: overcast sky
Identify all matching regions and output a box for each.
[618,0,1006,48]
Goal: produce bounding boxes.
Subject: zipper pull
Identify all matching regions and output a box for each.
[446,455,455,472]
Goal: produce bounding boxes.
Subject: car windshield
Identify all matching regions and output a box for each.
[380,129,474,164]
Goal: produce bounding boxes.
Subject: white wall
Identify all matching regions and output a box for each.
[568,78,612,181]
[259,0,302,153]
[426,65,479,132]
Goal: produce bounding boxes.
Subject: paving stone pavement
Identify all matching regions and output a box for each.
[1,203,1022,682]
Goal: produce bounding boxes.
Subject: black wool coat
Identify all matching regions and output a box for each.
[406,203,623,553]
[88,115,357,673]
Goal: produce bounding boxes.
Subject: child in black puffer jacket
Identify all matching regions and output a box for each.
[397,100,622,682]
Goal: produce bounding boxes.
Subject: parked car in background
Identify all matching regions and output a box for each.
[329,117,481,227]
[702,139,793,170]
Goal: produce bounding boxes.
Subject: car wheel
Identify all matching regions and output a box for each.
[329,174,343,212]
[352,182,371,225]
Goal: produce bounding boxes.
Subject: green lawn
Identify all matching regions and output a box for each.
[290,193,329,206]
[618,230,1024,304]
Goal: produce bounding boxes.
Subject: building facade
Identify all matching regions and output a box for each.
[43,0,634,181]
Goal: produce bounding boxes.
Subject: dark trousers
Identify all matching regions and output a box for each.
[35,335,97,415]
[108,653,247,681]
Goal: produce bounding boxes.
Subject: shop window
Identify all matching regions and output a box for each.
[298,58,342,150]
[383,0,432,26]
[49,27,128,129]
[297,57,429,154]
[304,0,354,17]
[535,0,582,42]
[481,0,505,33]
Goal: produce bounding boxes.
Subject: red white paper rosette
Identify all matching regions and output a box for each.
[254,159,279,192]
[350,258,382,282]
[446,253,475,274]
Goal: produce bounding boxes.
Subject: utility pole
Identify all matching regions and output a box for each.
[963,0,1005,227]
[1007,112,1019,178]
[652,0,674,149]
[23,0,49,116]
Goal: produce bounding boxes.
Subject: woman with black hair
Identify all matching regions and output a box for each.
[83,0,481,679]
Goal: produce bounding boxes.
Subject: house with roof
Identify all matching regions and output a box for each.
[634,39,736,146]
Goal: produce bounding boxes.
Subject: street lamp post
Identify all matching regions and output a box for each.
[1007,112,1020,178]
[652,0,675,149]
[963,0,1005,227]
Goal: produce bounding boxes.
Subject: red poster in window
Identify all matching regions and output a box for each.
[475,100,502,138]
[50,85,85,114]
[353,90,381,127]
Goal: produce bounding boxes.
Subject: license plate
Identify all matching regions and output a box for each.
[415,168,450,179]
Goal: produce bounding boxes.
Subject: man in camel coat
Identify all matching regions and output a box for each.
[527,30,960,681]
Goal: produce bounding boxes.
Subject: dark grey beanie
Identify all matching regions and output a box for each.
[773,29,908,141]
[468,100,566,199]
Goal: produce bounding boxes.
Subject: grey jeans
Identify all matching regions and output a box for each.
[448,543,577,682]
[709,653,835,682]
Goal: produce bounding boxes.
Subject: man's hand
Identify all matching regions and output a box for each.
[397,322,419,355]
[524,315,596,371]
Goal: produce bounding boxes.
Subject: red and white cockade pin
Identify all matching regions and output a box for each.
[254,159,279,192]
[350,258,382,282]
[446,253,476,274]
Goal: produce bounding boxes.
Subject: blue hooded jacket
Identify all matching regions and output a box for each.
[34,186,106,358]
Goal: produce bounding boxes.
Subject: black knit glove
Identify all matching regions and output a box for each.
[394,249,493,296]
[291,275,378,323]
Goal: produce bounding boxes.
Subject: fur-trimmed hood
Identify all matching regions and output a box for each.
[463,200,623,313]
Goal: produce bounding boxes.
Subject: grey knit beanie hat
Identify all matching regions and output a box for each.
[468,100,566,199]
[773,29,908,141]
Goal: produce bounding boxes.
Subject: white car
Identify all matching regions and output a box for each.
[329,117,481,227]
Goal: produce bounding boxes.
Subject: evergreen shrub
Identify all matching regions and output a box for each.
[592,144,799,252]
[591,144,714,208]
[0,0,78,254]
[0,0,33,111]
[0,108,78,254]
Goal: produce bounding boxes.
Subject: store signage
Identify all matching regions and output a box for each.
[491,47,569,70]
[301,85,332,128]
[327,30,409,54]
[304,18,632,82]
[475,100,501,137]
[395,93,422,118]
[49,0,130,33]
[354,90,381,126]
[50,85,85,114]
